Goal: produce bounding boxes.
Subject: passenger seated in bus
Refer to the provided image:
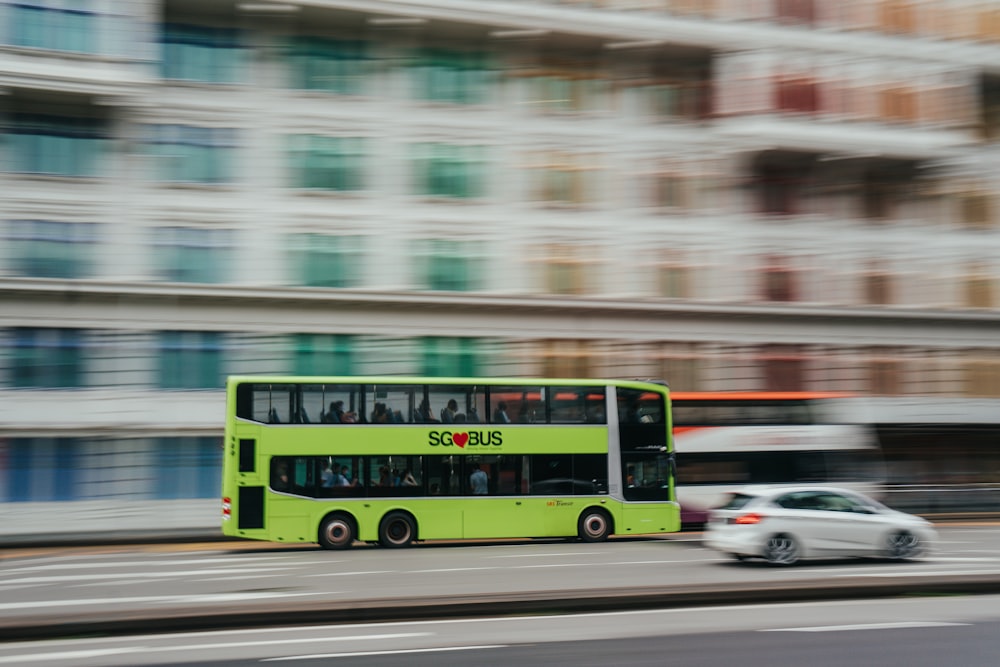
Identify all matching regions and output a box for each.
[371,402,390,424]
[321,461,336,487]
[467,406,480,423]
[376,465,391,486]
[338,466,358,486]
[322,401,344,423]
[440,399,459,423]
[415,399,438,423]
[493,401,511,424]
[400,468,418,487]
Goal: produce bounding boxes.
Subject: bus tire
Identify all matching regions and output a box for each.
[318,513,356,550]
[578,508,612,543]
[379,511,416,548]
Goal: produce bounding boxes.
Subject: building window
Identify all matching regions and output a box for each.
[286,36,368,94]
[11,327,85,388]
[161,23,244,84]
[421,337,480,377]
[761,345,805,391]
[775,75,819,114]
[153,227,232,284]
[959,192,994,229]
[7,0,97,53]
[528,151,598,207]
[659,355,701,392]
[292,334,356,377]
[3,438,79,502]
[518,68,609,114]
[410,49,492,105]
[964,264,994,309]
[869,358,902,396]
[656,251,691,298]
[540,340,593,379]
[417,239,484,292]
[6,220,98,279]
[412,143,486,199]
[864,265,894,305]
[288,135,366,191]
[963,352,1000,397]
[158,331,223,389]
[145,125,237,184]
[761,257,797,302]
[7,113,106,177]
[776,0,816,25]
[155,437,221,499]
[288,233,363,288]
[542,244,589,296]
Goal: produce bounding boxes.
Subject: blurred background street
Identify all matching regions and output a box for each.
[2,0,1000,540]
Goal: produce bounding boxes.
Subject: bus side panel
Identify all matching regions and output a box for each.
[621,502,680,535]
[462,499,544,538]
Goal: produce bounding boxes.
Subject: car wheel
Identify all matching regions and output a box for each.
[763,534,799,566]
[318,513,356,550]
[378,511,416,548]
[886,530,922,560]
[578,509,611,542]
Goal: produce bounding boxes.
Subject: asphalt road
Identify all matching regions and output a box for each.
[2,593,1000,666]
[2,525,1000,641]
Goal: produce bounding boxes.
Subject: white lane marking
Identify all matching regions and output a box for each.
[487,552,594,559]
[262,645,507,661]
[0,634,429,664]
[761,621,970,633]
[311,570,396,577]
[0,557,300,573]
[0,648,136,664]
[833,569,1000,578]
[0,568,280,584]
[0,592,326,611]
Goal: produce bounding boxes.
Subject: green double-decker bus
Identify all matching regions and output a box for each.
[221,376,678,548]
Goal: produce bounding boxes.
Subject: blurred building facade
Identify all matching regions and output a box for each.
[1,1,999,513]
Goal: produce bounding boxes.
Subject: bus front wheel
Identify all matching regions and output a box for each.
[578,508,611,543]
[379,511,416,548]
[319,513,356,550]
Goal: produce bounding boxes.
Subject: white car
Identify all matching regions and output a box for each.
[703,485,937,566]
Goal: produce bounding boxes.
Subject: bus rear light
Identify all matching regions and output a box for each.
[733,513,763,525]
[222,497,232,520]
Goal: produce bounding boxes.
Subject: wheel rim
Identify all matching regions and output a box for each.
[583,513,607,540]
[385,518,412,545]
[888,531,920,559]
[323,518,352,548]
[764,535,798,565]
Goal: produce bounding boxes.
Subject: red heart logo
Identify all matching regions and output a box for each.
[453,432,469,447]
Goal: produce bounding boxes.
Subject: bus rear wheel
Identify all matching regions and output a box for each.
[578,508,611,543]
[379,511,416,548]
[319,513,356,550]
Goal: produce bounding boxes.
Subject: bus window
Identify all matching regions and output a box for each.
[550,387,605,424]
[489,386,545,424]
[426,385,486,424]
[618,388,664,424]
[369,384,420,424]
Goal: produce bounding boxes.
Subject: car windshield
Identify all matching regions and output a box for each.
[716,492,758,510]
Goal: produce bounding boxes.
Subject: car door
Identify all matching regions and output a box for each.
[810,491,887,555]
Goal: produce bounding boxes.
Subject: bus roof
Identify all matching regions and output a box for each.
[226,375,670,392]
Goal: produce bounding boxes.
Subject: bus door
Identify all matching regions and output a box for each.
[617,389,676,534]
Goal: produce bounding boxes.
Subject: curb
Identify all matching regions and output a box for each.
[4,573,1000,641]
